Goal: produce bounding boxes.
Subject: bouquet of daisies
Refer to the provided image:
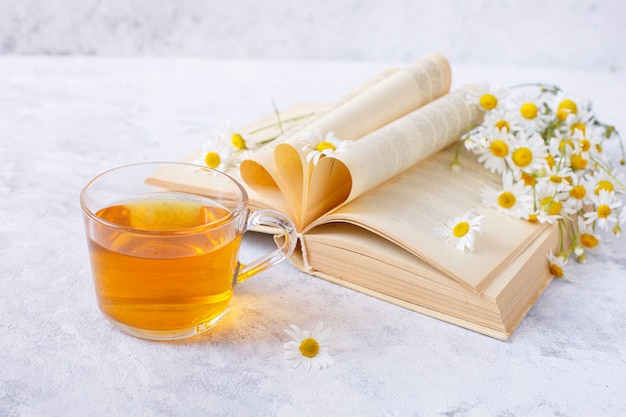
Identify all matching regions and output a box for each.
[463,83,624,277]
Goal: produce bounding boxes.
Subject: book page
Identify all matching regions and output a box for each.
[239,66,399,210]
[309,145,551,293]
[302,86,483,226]
[241,52,452,229]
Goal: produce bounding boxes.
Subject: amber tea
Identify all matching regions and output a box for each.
[89,196,241,335]
[81,161,296,340]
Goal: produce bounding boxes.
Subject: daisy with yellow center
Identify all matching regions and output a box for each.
[533,179,577,224]
[567,172,593,211]
[283,322,335,370]
[566,128,603,166]
[217,121,251,151]
[511,90,549,132]
[435,212,485,252]
[565,108,594,139]
[587,169,624,201]
[544,164,573,189]
[506,131,549,174]
[576,217,602,252]
[546,250,570,279]
[481,171,533,219]
[475,126,514,174]
[556,98,578,121]
[552,92,583,121]
[302,129,351,166]
[484,108,516,133]
[194,137,233,171]
[584,189,621,232]
[466,82,509,112]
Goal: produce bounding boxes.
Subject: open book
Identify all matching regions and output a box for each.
[160,53,559,339]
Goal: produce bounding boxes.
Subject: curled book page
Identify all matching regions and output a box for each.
[240,52,452,229]
[303,85,484,226]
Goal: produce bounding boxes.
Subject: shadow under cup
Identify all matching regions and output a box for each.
[80,162,297,340]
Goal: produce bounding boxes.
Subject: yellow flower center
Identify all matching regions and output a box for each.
[495,119,510,132]
[231,133,247,150]
[498,191,517,209]
[578,139,591,152]
[316,141,336,152]
[570,154,588,170]
[595,180,614,195]
[453,221,470,237]
[490,140,509,158]
[569,185,586,200]
[479,93,498,110]
[521,172,536,186]
[204,151,221,169]
[541,197,562,216]
[512,147,533,167]
[570,122,586,136]
[549,263,564,278]
[299,338,320,358]
[527,213,538,223]
[545,154,555,169]
[520,103,538,120]
[597,204,611,219]
[558,99,578,115]
[549,175,563,184]
[580,233,598,249]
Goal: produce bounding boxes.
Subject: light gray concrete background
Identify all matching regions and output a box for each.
[0,0,624,70]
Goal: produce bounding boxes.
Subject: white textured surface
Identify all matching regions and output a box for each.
[1,56,626,417]
[1,0,625,70]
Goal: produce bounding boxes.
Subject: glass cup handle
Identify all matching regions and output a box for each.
[235,209,298,284]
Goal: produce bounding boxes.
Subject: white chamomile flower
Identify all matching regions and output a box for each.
[588,167,623,197]
[283,322,335,370]
[576,216,605,254]
[435,212,485,252]
[553,92,583,122]
[548,129,575,162]
[481,171,533,219]
[579,128,604,160]
[568,128,593,157]
[510,89,550,132]
[547,250,570,278]
[533,178,577,223]
[565,106,594,138]
[483,108,519,133]
[217,120,251,151]
[475,126,514,174]
[544,163,573,192]
[194,136,234,171]
[567,172,593,211]
[301,129,351,166]
[466,82,509,112]
[584,189,621,232]
[506,130,549,175]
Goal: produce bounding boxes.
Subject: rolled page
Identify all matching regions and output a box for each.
[334,85,484,203]
[241,52,452,228]
[240,65,400,202]
[302,86,484,227]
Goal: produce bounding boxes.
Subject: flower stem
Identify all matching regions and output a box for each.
[272,98,284,135]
